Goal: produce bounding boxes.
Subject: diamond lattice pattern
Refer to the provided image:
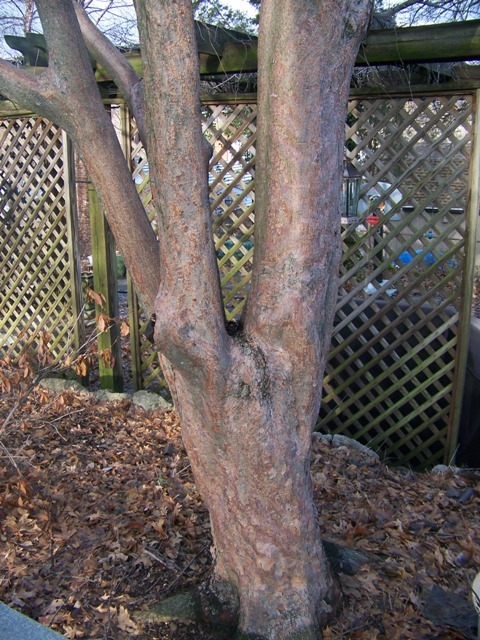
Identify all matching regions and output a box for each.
[317,95,473,468]
[0,117,77,361]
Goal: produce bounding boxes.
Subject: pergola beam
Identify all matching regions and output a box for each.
[2,19,480,85]
[95,19,480,78]
[358,19,480,66]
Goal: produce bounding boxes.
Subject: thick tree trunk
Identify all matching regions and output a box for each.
[144,1,372,637]
[167,341,339,639]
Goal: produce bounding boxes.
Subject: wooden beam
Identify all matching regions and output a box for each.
[4,20,480,86]
[358,19,480,66]
[88,180,124,391]
[62,132,86,360]
[95,20,480,79]
[446,87,480,463]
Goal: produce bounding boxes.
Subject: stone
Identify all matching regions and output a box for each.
[132,390,171,411]
[38,378,90,395]
[0,601,65,639]
[94,390,131,403]
[313,432,379,460]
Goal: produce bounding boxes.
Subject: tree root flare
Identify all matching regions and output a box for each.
[133,540,374,638]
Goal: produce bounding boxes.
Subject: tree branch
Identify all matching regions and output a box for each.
[0,0,161,310]
[72,2,148,149]
[244,0,373,420]
[381,0,480,22]
[136,0,229,374]
[382,0,436,19]
[0,58,52,117]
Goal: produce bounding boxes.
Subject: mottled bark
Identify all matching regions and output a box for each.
[170,342,340,637]
[138,1,372,637]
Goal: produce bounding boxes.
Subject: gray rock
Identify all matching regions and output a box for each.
[431,464,451,474]
[313,432,380,460]
[38,378,90,395]
[0,601,66,639]
[94,390,131,403]
[37,378,172,411]
[132,390,171,411]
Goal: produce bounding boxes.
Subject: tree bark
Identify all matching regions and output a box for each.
[171,343,340,637]
[139,3,372,637]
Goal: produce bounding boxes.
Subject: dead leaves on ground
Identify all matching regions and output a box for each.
[0,388,210,639]
[313,444,480,639]
[0,387,479,639]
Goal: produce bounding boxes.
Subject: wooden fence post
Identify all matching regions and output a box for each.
[118,104,144,391]
[88,180,123,391]
[446,89,480,463]
[63,132,86,362]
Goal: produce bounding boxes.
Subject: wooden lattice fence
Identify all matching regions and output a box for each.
[1,90,477,469]
[0,115,84,363]
[317,93,477,468]
[125,101,257,390]
[125,92,477,468]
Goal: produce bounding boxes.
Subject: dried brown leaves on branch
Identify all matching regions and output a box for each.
[0,386,479,640]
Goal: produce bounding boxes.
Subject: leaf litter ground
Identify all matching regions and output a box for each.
[0,387,479,639]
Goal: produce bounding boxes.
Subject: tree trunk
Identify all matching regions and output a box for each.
[143,1,372,637]
[166,340,339,639]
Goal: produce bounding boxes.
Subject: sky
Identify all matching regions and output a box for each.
[225,0,257,17]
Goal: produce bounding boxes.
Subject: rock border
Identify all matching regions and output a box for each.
[38,378,172,412]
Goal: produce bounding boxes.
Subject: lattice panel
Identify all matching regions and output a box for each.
[128,104,256,389]
[125,116,165,390]
[203,103,256,321]
[0,117,80,362]
[317,95,474,468]
[125,96,473,468]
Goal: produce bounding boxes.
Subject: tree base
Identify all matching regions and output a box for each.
[132,540,374,638]
[134,585,237,637]
[134,590,323,639]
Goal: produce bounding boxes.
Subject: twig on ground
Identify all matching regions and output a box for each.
[159,544,210,595]
[0,437,22,475]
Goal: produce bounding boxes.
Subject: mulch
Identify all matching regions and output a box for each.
[0,386,479,640]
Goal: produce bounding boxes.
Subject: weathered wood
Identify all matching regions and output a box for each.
[0,116,84,363]
[87,180,123,391]
[6,19,475,90]
[115,91,473,470]
[0,45,475,479]
[116,104,143,393]
[62,131,86,360]
[317,93,474,468]
[446,87,480,461]
[358,19,480,66]
[93,20,480,80]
